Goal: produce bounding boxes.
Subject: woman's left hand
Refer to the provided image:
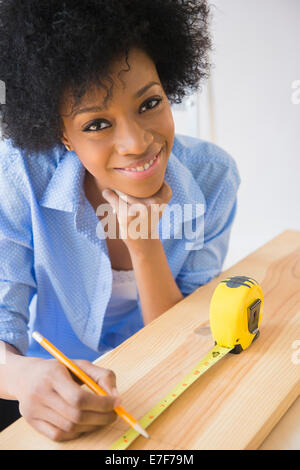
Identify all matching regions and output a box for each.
[101,181,172,252]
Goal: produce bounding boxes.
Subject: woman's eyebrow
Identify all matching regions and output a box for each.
[72,81,161,117]
[135,80,161,98]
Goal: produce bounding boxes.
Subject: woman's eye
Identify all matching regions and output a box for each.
[140,97,162,113]
[83,97,162,132]
[83,120,110,132]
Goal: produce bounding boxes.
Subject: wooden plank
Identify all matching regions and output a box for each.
[0,229,299,450]
[259,396,300,449]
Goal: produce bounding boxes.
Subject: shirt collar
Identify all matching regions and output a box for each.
[39,148,86,213]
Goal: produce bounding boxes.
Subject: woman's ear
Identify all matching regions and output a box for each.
[60,132,72,152]
[59,121,73,151]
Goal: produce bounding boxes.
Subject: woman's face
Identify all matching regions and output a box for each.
[59,47,175,201]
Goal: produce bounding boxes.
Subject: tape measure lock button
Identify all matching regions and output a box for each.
[247,298,261,335]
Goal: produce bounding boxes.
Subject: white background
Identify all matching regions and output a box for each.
[172,0,300,270]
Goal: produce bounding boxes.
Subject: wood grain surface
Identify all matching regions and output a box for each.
[0,229,299,450]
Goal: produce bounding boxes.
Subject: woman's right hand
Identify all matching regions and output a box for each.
[14,357,121,442]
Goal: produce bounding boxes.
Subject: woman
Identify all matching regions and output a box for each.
[0,0,240,441]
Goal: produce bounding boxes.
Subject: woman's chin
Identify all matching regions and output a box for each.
[127,183,165,199]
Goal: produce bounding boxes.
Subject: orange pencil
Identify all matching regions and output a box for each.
[32,331,149,438]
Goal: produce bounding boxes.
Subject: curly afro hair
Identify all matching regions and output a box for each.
[0,0,212,155]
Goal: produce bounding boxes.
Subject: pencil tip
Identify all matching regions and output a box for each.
[134,423,149,439]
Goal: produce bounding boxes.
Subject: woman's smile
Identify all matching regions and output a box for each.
[113,147,163,180]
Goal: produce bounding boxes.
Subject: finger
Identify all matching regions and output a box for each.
[39,402,116,434]
[39,387,79,419]
[102,189,129,216]
[74,360,121,399]
[114,190,151,208]
[102,189,122,206]
[38,390,117,428]
[39,389,98,425]
[36,403,88,434]
[53,376,119,413]
[122,182,172,206]
[105,188,147,206]
[52,363,120,413]
[113,189,131,204]
[102,189,118,214]
[114,190,149,206]
[31,418,82,442]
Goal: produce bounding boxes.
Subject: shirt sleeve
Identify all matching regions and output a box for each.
[176,158,241,297]
[0,154,37,355]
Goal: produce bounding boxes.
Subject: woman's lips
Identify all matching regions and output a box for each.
[114,149,162,180]
[116,149,161,170]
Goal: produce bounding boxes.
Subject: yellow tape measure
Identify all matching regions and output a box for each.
[109,275,264,450]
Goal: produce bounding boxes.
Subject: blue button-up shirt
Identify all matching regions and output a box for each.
[0,134,241,361]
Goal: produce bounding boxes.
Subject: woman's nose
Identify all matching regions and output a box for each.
[114,119,153,155]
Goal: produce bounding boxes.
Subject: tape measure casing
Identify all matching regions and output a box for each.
[209,276,264,352]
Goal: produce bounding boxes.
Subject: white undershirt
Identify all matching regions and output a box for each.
[105,268,138,316]
[99,269,139,354]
